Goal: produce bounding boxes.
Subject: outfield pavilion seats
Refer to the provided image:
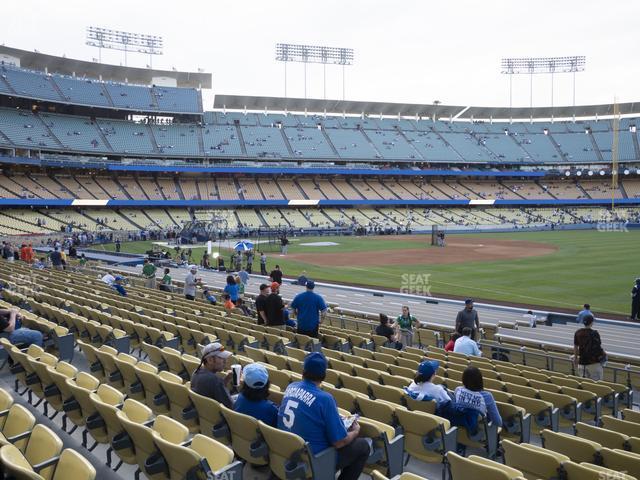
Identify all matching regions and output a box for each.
[137,178,163,200]
[539,179,588,199]
[285,126,340,158]
[240,125,291,158]
[329,179,364,200]
[514,132,562,163]
[625,179,640,198]
[402,130,462,161]
[178,178,199,200]
[97,118,155,154]
[323,128,381,159]
[0,173,58,199]
[433,131,493,162]
[366,129,421,160]
[0,64,202,113]
[315,179,352,199]
[234,209,264,228]
[196,178,220,200]
[237,178,265,200]
[1,65,61,102]
[0,108,60,149]
[351,179,385,200]
[55,75,111,107]
[553,131,599,162]
[478,133,529,163]
[103,82,156,111]
[151,124,201,156]
[201,124,243,157]
[156,178,180,201]
[151,86,201,113]
[39,113,109,153]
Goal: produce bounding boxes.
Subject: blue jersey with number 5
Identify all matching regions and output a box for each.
[277,380,347,454]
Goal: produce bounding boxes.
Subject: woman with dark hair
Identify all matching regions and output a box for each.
[375,313,402,350]
[224,275,239,304]
[444,332,461,352]
[234,363,278,427]
[454,366,502,427]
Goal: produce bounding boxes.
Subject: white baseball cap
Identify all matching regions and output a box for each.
[201,342,232,360]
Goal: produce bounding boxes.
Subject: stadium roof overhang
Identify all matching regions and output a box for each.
[213,94,640,121]
[0,46,211,89]
[213,95,465,118]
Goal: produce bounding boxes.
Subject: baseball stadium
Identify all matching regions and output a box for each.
[0,2,640,480]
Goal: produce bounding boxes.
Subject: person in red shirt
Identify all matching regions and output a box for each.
[26,243,35,264]
[444,332,461,352]
[223,294,235,311]
[19,244,28,262]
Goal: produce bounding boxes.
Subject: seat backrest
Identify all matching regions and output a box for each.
[622,409,640,424]
[152,414,189,444]
[0,444,42,480]
[502,439,568,480]
[259,420,310,480]
[220,404,265,464]
[575,422,628,450]
[52,449,96,480]
[448,451,520,480]
[122,398,153,424]
[190,434,235,471]
[151,430,202,479]
[602,415,640,438]
[0,388,15,428]
[3,404,36,451]
[115,409,157,468]
[540,429,600,464]
[23,424,63,480]
[600,448,640,480]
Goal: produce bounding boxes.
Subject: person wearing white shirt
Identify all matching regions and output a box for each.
[405,360,450,405]
[453,327,481,357]
[101,273,116,285]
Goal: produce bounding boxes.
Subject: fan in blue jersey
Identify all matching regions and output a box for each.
[277,352,370,480]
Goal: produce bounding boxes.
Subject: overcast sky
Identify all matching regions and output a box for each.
[2,0,639,110]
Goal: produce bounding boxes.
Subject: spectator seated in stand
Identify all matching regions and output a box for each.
[0,308,43,347]
[112,275,128,296]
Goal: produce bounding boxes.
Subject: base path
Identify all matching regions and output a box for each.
[287,238,558,266]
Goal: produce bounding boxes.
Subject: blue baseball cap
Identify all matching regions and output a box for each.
[303,352,327,377]
[306,280,315,289]
[418,360,440,378]
[243,363,269,389]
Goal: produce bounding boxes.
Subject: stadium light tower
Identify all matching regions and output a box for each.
[500,56,585,111]
[86,26,164,68]
[275,43,354,100]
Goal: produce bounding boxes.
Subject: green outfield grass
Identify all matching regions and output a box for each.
[97,230,639,316]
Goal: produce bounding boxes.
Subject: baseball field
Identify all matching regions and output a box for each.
[98,229,639,317]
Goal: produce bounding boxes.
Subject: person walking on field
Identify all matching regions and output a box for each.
[631,278,640,322]
[142,258,157,289]
[260,252,267,275]
[573,314,606,381]
[455,299,480,340]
